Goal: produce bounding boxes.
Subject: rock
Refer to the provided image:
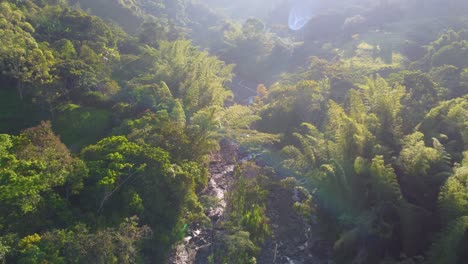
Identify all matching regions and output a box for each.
[168,145,239,264]
[196,243,211,254]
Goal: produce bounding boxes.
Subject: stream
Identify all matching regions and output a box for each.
[168,141,238,264]
[167,140,333,264]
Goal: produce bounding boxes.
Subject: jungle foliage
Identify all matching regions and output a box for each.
[0,0,467,263]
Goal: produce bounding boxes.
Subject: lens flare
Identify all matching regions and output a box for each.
[288,0,314,31]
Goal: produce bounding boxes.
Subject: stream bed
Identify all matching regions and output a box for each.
[168,142,238,264]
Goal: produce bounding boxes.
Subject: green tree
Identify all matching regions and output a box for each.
[0,122,87,233]
[438,151,468,224]
[398,132,451,210]
[15,121,88,199]
[327,100,374,163]
[0,2,55,99]
[170,99,186,127]
[114,111,192,163]
[81,135,203,260]
[389,71,445,133]
[152,40,233,114]
[16,217,150,264]
[187,107,221,158]
[418,96,468,163]
[125,80,174,111]
[360,75,404,150]
[138,19,169,46]
[258,80,330,134]
[220,18,273,81]
[54,39,77,60]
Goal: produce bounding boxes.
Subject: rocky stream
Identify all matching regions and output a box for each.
[168,141,333,264]
[168,141,238,264]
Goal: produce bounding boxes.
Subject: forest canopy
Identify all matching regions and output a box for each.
[0,0,467,263]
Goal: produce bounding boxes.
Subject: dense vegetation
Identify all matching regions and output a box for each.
[0,0,467,263]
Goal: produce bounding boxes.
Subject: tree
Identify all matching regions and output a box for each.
[152,40,234,114]
[220,18,272,81]
[438,151,468,224]
[257,80,330,134]
[360,75,404,151]
[0,122,87,233]
[170,99,186,127]
[0,2,55,99]
[327,100,374,163]
[398,132,451,210]
[418,96,468,163]
[187,107,221,158]
[15,121,88,199]
[81,135,203,261]
[216,230,258,264]
[0,135,43,215]
[16,217,151,264]
[125,80,174,111]
[114,111,191,162]
[54,39,77,60]
[369,155,402,204]
[292,123,329,170]
[138,19,169,46]
[389,71,444,133]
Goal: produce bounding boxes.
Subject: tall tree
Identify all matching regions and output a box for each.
[361,75,404,151]
[0,2,54,99]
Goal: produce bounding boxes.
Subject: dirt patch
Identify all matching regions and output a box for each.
[258,183,334,264]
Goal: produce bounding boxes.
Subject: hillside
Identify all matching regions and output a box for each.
[0,1,467,263]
